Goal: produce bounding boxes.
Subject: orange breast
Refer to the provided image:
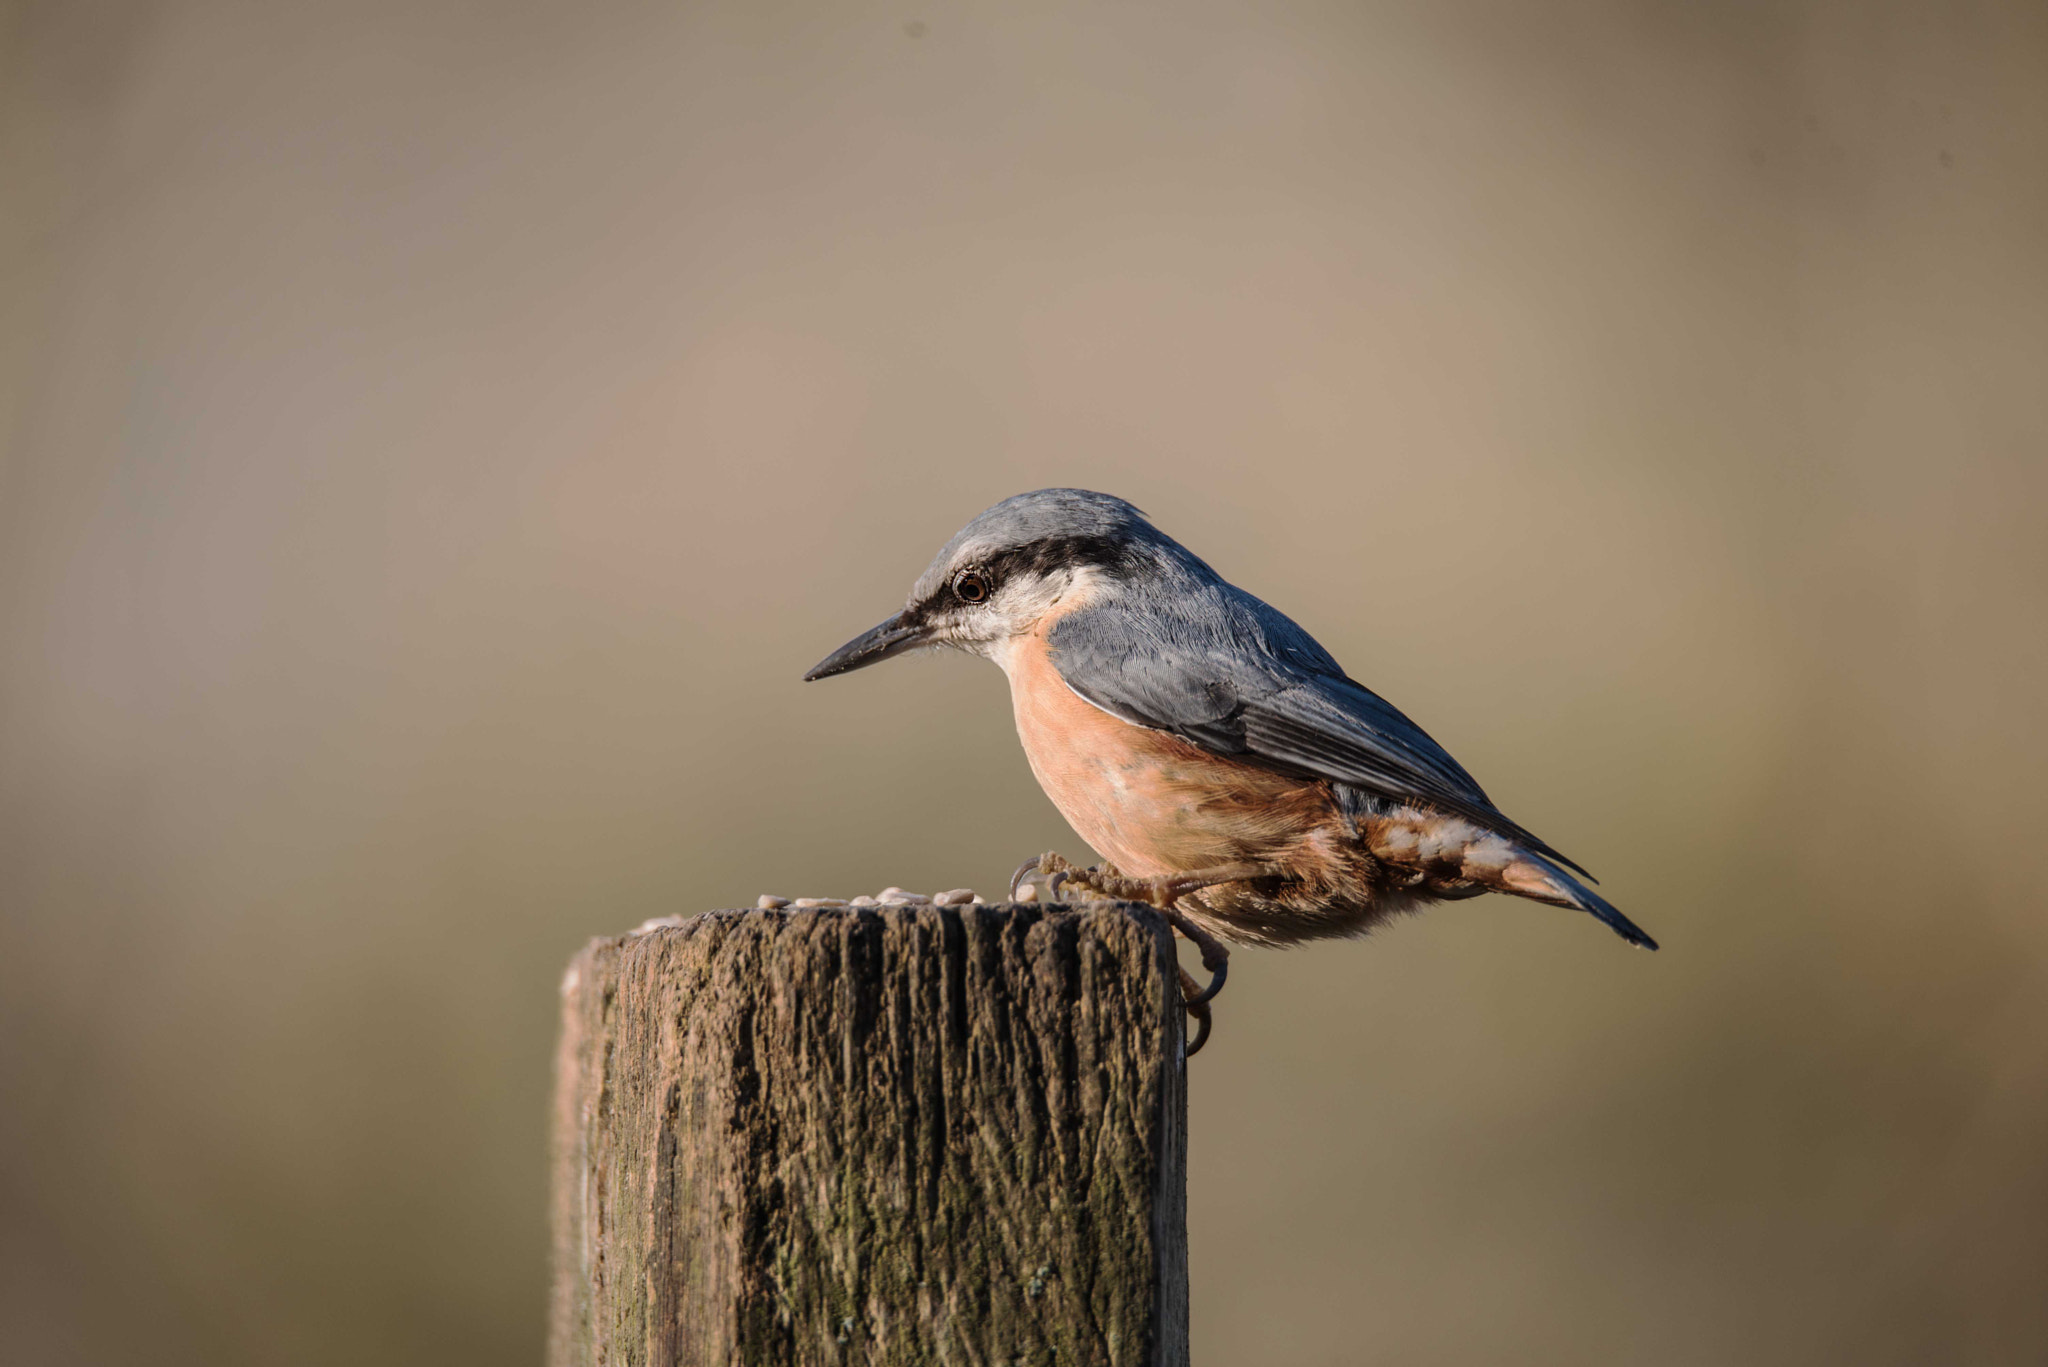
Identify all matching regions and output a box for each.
[1001,627,1327,878]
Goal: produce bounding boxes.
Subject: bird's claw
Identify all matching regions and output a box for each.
[1180,954,1227,1008]
[1013,851,1095,903]
[1178,966,1214,1055]
[1154,903,1230,1014]
[1010,849,1230,1056]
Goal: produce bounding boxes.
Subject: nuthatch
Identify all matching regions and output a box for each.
[805,489,1655,1052]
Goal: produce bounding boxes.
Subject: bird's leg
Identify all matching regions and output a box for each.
[1021,857,1273,1055]
[1064,863,1253,1001]
[1014,853,1228,1044]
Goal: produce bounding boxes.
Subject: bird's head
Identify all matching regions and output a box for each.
[802,488,1168,680]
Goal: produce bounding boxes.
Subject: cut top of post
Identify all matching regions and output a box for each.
[550,901,1190,1367]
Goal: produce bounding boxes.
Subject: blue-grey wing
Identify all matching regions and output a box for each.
[1046,586,1592,877]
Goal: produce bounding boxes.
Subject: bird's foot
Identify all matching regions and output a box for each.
[1010,851,1083,901]
[1010,850,1117,903]
[1008,852,1255,1056]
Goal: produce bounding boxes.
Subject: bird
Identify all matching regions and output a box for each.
[803,488,1655,1053]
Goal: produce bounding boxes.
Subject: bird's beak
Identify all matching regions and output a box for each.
[802,613,929,681]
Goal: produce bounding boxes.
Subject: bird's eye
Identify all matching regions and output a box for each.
[953,571,991,604]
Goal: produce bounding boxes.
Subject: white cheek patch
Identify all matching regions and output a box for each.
[984,565,1105,678]
[991,575,1061,630]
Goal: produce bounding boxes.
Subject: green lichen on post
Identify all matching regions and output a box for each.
[549,902,1190,1367]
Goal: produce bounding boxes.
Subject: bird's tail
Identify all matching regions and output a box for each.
[1498,850,1658,950]
[1362,809,1659,949]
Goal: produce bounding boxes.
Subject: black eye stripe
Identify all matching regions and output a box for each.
[931,534,1135,616]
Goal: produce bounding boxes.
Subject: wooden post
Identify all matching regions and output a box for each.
[548,902,1190,1367]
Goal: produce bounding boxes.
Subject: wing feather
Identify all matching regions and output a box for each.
[1047,587,1595,879]
[1239,683,1593,877]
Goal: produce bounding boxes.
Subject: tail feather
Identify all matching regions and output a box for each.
[1360,807,1659,950]
[1501,853,1658,950]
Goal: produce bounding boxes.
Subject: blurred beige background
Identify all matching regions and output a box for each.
[3,1,2044,1363]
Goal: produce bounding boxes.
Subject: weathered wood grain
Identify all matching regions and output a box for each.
[549,902,1189,1367]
